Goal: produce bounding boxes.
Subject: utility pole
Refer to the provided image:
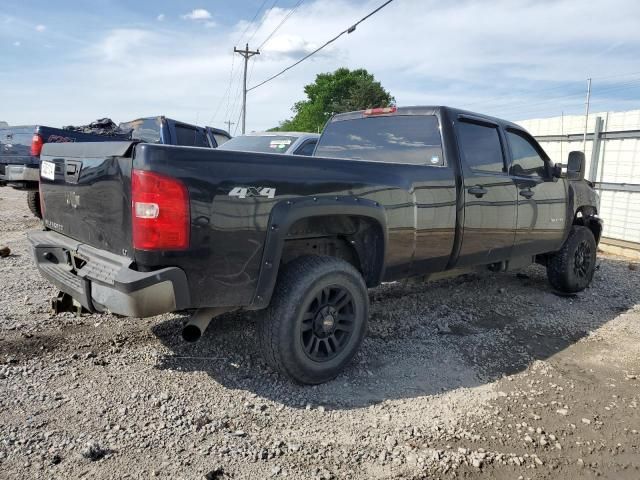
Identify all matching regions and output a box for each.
[224,120,235,133]
[234,43,260,134]
[582,77,592,154]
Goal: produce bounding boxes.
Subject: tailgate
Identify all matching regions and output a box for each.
[1,126,34,168]
[39,141,138,257]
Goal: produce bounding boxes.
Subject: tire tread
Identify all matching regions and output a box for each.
[257,255,368,384]
[547,225,596,292]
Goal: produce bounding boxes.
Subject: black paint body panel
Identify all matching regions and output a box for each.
[37,106,601,313]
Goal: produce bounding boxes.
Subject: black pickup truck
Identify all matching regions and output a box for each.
[1,123,131,217]
[1,117,230,218]
[29,106,602,384]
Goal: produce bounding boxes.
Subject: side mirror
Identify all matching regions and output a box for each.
[551,163,564,179]
[567,151,585,180]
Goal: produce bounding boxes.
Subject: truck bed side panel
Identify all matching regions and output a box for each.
[133,144,457,308]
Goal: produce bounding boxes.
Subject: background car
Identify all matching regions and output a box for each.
[217,131,319,156]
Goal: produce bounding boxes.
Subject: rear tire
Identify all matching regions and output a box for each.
[257,256,369,385]
[27,191,42,219]
[546,225,597,293]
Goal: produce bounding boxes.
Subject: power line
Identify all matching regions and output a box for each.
[209,53,237,125]
[477,78,640,117]
[247,0,280,45]
[209,0,272,125]
[465,73,640,112]
[491,80,640,120]
[258,0,305,50]
[235,0,270,45]
[247,0,395,92]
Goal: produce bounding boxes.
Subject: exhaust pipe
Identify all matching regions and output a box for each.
[182,307,234,342]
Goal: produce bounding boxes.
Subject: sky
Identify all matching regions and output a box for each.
[1,0,640,133]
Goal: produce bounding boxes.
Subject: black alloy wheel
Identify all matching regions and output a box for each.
[547,225,597,293]
[573,240,592,280]
[258,256,369,384]
[301,285,356,362]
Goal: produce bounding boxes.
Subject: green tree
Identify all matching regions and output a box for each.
[272,68,394,132]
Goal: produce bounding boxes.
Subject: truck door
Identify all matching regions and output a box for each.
[455,117,518,267]
[505,129,568,256]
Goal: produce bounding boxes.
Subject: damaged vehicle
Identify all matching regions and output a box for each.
[1,121,130,218]
[29,106,602,384]
[1,117,230,219]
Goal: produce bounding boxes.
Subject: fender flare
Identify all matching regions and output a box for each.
[248,196,388,309]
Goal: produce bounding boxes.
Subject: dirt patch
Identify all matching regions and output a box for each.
[1,188,639,479]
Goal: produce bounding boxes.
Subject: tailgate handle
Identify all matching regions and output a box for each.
[64,160,82,182]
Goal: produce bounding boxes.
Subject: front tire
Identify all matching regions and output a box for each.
[546,225,597,293]
[257,256,369,384]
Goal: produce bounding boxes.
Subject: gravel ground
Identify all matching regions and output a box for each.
[1,187,639,480]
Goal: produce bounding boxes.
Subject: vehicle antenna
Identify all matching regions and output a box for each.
[582,77,591,153]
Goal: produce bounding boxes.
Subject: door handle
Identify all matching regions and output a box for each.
[519,188,535,199]
[467,185,488,198]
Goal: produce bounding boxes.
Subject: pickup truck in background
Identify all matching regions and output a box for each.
[119,116,231,148]
[1,123,130,217]
[1,117,230,218]
[218,131,319,156]
[29,106,602,384]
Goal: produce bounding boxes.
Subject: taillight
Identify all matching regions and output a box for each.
[131,170,190,250]
[30,134,44,156]
[363,106,397,116]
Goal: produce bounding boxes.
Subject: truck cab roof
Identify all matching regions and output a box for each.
[330,105,525,131]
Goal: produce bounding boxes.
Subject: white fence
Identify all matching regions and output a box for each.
[517,110,640,249]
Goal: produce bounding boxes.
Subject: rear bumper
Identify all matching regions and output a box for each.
[0,164,40,183]
[28,230,190,317]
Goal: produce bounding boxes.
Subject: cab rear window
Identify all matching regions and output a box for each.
[315,115,443,166]
[120,118,162,143]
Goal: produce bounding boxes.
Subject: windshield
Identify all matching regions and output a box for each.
[315,115,443,165]
[119,117,162,143]
[217,135,299,154]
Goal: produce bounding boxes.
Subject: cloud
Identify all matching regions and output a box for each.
[35,24,46,32]
[263,34,318,58]
[181,9,212,21]
[13,41,21,47]
[2,0,640,131]
[94,28,157,63]
[157,14,165,22]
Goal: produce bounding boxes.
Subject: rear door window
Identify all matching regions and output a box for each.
[315,115,443,165]
[293,140,317,156]
[213,133,230,146]
[456,120,506,174]
[175,124,209,147]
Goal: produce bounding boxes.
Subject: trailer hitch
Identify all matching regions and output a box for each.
[51,291,87,316]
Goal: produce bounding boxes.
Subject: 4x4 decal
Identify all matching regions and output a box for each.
[228,186,276,199]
